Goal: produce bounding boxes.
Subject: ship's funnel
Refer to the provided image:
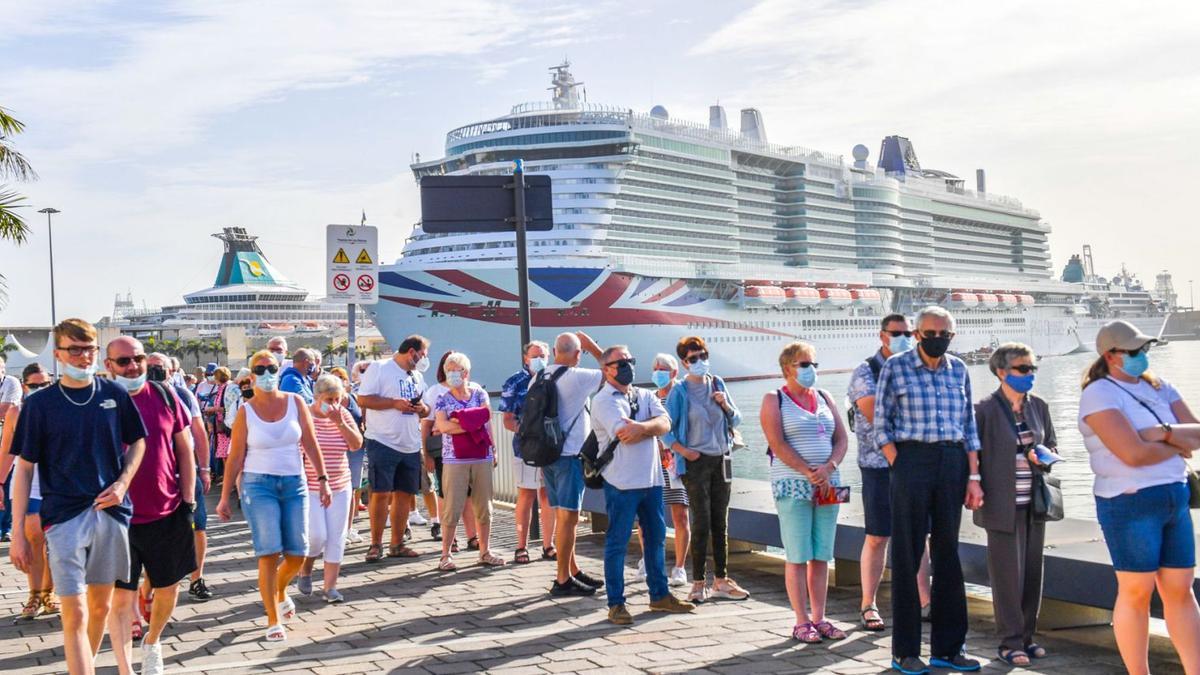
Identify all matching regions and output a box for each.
[740,108,766,143]
[976,169,986,194]
[709,105,728,130]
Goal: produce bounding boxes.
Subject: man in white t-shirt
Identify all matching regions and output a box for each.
[591,345,693,624]
[541,331,605,597]
[356,335,431,561]
[0,356,21,419]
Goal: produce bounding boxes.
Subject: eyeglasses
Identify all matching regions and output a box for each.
[110,354,147,367]
[57,345,98,357]
[685,352,709,364]
[1010,364,1038,374]
[604,357,637,368]
[884,330,913,338]
[920,330,954,339]
[252,364,280,376]
[26,382,51,391]
[1112,344,1152,357]
[792,361,819,369]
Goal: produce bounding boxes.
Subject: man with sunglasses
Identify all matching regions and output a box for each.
[104,337,197,675]
[9,319,148,675]
[591,346,694,624]
[874,306,984,675]
[847,314,931,633]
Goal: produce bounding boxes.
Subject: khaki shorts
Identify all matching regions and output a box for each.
[440,461,494,528]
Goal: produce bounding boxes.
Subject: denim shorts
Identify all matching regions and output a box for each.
[366,439,421,495]
[860,466,892,537]
[1096,481,1195,572]
[28,498,41,515]
[241,472,308,557]
[192,475,208,531]
[542,454,584,512]
[776,497,839,563]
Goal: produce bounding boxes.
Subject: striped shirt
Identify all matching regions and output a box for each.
[770,388,840,501]
[1014,411,1035,506]
[302,408,354,492]
[872,347,981,452]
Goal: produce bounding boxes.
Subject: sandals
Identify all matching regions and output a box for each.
[541,546,557,561]
[814,620,847,640]
[265,624,287,642]
[451,539,460,554]
[998,647,1031,666]
[792,622,822,644]
[388,544,419,558]
[480,551,506,567]
[861,605,886,632]
[138,588,154,623]
[19,593,42,620]
[513,548,532,565]
[131,619,144,642]
[438,556,457,572]
[278,596,296,622]
[40,592,60,615]
[467,536,480,551]
[1025,643,1047,659]
[365,544,384,563]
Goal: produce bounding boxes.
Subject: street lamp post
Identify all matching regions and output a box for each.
[1189,280,1194,311]
[38,207,60,376]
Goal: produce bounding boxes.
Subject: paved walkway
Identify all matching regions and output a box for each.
[0,500,1185,674]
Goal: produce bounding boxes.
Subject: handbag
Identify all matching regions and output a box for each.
[1103,377,1199,509]
[1031,470,1064,522]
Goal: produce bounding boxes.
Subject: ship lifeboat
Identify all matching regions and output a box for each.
[977,293,1000,309]
[947,292,980,308]
[996,293,1018,306]
[785,287,821,306]
[1016,294,1036,306]
[744,285,786,306]
[818,288,853,307]
[851,288,882,305]
[258,322,296,333]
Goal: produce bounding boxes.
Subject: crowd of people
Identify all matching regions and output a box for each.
[0,309,1198,675]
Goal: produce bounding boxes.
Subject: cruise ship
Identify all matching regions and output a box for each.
[372,63,1163,389]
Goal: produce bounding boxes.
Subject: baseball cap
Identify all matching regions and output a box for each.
[205,362,218,375]
[1096,320,1157,354]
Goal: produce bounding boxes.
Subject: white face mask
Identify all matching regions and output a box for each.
[446,370,465,388]
[415,356,430,373]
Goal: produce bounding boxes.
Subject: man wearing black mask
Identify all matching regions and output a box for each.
[874,307,984,675]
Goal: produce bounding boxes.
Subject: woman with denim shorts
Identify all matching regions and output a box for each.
[1079,320,1200,674]
[217,350,331,642]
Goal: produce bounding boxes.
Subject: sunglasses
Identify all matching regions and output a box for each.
[1010,364,1038,374]
[792,361,819,369]
[604,357,637,368]
[1112,344,1152,357]
[26,382,51,391]
[920,330,954,339]
[110,354,147,367]
[685,352,709,364]
[57,345,98,357]
[884,330,913,338]
[252,364,280,376]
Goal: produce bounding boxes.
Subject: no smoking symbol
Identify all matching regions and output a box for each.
[332,273,350,291]
[357,275,375,292]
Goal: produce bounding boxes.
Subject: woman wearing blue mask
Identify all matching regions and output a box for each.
[1080,321,1200,675]
[635,353,690,588]
[973,343,1056,666]
[662,336,747,604]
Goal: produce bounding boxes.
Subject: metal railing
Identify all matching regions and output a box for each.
[489,410,520,503]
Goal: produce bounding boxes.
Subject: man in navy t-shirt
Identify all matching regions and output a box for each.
[8,319,147,675]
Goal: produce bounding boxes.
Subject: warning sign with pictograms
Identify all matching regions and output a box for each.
[326,224,378,304]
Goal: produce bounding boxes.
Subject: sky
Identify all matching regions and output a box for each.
[2,0,1199,326]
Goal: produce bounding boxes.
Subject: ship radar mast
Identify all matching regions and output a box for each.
[549,61,584,109]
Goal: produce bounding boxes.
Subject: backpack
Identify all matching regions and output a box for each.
[149,380,178,417]
[581,388,641,489]
[517,366,575,467]
[848,353,886,432]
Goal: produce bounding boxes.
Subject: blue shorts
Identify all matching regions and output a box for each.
[28,498,41,515]
[776,497,839,563]
[860,467,892,537]
[240,472,308,557]
[192,476,208,531]
[366,439,421,495]
[542,454,584,512]
[1096,481,1195,572]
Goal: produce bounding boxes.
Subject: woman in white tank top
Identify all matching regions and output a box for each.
[216,350,329,643]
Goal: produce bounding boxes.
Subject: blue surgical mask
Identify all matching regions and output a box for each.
[60,360,97,381]
[1004,373,1035,394]
[256,371,279,392]
[687,359,710,377]
[528,357,547,373]
[651,370,672,389]
[319,402,332,414]
[1121,351,1150,378]
[889,335,915,354]
[446,370,465,387]
[796,365,818,389]
[115,374,147,392]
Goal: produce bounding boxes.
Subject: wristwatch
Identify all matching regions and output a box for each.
[968,473,982,482]
[318,475,328,482]
[1161,423,1174,444]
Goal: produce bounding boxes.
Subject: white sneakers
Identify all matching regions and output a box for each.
[669,566,689,587]
[345,529,364,545]
[142,641,164,675]
[635,558,647,582]
[408,511,428,526]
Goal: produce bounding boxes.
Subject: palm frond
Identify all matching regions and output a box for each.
[0,274,8,312]
[0,108,25,136]
[0,188,30,244]
[0,107,36,182]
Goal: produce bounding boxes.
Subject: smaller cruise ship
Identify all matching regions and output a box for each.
[112,227,372,338]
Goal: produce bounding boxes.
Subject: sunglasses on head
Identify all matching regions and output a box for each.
[685,352,709,364]
[26,382,51,391]
[252,364,280,376]
[110,354,147,367]
[1010,364,1038,374]
[792,361,819,369]
[57,345,98,357]
[604,357,636,368]
[1112,344,1152,357]
[920,330,954,339]
[884,330,913,338]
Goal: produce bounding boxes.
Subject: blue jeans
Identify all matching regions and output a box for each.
[1,475,11,535]
[603,482,668,607]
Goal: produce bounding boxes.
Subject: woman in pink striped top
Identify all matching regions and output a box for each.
[297,374,362,602]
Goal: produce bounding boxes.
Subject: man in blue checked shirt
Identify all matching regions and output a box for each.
[499,341,557,564]
[874,306,985,675]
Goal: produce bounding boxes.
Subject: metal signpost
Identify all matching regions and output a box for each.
[326,223,379,372]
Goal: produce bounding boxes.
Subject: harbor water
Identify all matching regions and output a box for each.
[724,339,1200,521]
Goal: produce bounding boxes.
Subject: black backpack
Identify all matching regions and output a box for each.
[581,388,641,489]
[847,353,885,432]
[518,366,576,467]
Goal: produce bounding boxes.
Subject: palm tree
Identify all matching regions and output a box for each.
[0,107,36,310]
